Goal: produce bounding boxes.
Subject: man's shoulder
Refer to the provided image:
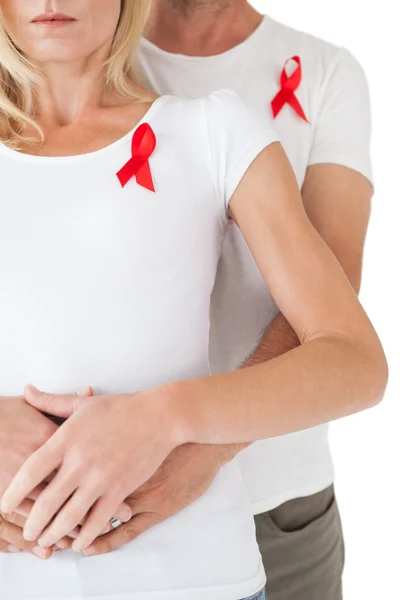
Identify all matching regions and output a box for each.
[267,15,340,55]
[265,16,363,87]
[265,15,345,70]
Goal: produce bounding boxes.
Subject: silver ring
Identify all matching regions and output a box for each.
[109,517,122,529]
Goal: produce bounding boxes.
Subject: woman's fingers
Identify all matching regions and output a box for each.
[29,483,48,500]
[1,441,63,516]
[22,465,80,542]
[72,494,123,552]
[1,511,26,529]
[37,483,101,548]
[14,497,84,542]
[7,508,73,549]
[3,388,169,552]
[14,482,51,518]
[14,498,35,519]
[24,384,92,419]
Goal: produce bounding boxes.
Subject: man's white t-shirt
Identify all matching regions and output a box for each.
[138,14,374,514]
[0,92,279,599]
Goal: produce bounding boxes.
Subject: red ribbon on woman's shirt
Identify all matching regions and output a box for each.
[117,123,156,192]
[271,56,309,124]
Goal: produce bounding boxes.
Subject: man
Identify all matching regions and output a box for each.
[0,2,374,599]
[134,3,372,598]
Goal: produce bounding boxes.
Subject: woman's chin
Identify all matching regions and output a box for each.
[23,42,94,65]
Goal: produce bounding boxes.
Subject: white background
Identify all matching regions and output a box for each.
[249,1,399,597]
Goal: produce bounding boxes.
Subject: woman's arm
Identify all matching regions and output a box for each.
[0,142,387,552]
[166,142,388,444]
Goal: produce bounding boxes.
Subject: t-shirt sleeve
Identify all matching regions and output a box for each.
[203,89,280,213]
[308,48,373,186]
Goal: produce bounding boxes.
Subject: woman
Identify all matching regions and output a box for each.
[0,1,387,600]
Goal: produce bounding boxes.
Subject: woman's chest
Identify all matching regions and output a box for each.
[0,149,224,284]
[0,154,223,393]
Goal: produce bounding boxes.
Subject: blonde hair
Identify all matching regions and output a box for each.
[0,0,152,149]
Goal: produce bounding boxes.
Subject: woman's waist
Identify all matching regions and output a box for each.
[0,348,211,397]
[1,464,262,598]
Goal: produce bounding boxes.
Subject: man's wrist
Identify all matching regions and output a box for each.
[192,441,250,471]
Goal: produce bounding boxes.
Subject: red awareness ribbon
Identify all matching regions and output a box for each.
[116,123,156,192]
[271,56,310,124]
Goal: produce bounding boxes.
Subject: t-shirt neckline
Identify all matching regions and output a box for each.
[140,15,272,63]
[0,94,170,165]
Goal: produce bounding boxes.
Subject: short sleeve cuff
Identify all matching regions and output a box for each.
[225,131,280,211]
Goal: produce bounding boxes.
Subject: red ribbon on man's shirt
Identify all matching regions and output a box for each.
[117,123,156,192]
[271,56,310,124]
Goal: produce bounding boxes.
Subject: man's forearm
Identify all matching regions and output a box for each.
[243,312,300,368]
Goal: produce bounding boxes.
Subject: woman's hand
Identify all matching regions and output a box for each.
[81,442,247,556]
[0,490,129,557]
[0,384,183,552]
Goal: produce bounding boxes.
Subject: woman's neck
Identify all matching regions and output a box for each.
[144,0,262,56]
[30,43,114,127]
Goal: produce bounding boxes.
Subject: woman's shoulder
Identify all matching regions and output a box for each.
[200,90,279,150]
[154,90,279,167]
[159,89,272,137]
[163,89,247,113]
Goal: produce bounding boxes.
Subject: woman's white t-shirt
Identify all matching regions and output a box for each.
[0,91,279,600]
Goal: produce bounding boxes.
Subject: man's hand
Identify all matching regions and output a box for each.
[0,395,59,558]
[81,442,247,556]
[0,508,72,558]
[0,395,58,499]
